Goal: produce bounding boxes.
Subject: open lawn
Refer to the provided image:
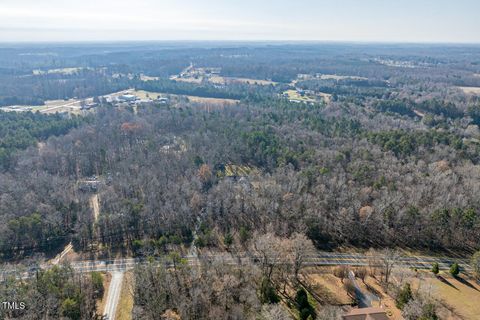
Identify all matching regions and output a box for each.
[303,267,401,319]
[412,273,480,320]
[303,268,353,305]
[362,276,401,319]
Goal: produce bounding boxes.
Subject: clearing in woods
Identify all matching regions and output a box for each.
[283,89,332,104]
[133,90,239,106]
[209,76,277,86]
[90,194,100,223]
[458,86,480,94]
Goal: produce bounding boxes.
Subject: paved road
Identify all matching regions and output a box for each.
[1,251,472,280]
[103,271,124,320]
[63,252,471,273]
[0,250,471,318]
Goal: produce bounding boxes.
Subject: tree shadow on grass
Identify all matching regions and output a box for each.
[365,283,383,298]
[436,275,458,290]
[454,276,480,291]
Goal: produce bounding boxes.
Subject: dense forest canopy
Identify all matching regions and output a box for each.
[1,43,480,262]
[2,41,480,320]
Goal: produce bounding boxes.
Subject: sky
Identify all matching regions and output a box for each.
[0,0,479,43]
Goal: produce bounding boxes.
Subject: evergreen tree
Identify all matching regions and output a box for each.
[295,288,316,320]
[450,263,460,277]
[471,251,480,280]
[396,283,413,310]
[431,263,439,275]
[259,277,279,304]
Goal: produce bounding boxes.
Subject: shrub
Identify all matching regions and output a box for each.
[396,283,413,310]
[259,277,279,304]
[431,263,439,275]
[295,288,316,320]
[449,263,460,277]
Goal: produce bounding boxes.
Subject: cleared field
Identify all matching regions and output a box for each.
[318,74,367,81]
[458,86,480,94]
[33,67,88,75]
[283,89,316,103]
[170,76,204,84]
[0,98,86,115]
[1,89,134,115]
[209,76,277,86]
[133,90,165,100]
[133,90,238,106]
[283,89,331,104]
[140,74,159,81]
[187,95,238,105]
[224,164,258,177]
[318,92,332,103]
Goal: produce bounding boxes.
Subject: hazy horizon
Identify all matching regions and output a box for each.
[1,0,480,43]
